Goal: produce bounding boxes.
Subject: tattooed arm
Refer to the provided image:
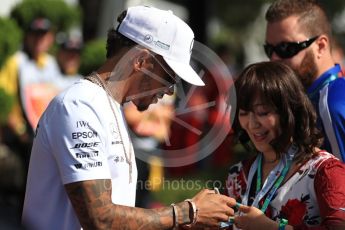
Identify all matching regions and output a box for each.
[65,179,236,229]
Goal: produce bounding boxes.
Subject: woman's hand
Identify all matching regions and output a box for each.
[234,205,278,230]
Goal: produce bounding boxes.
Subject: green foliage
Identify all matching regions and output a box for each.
[10,0,81,32]
[314,0,345,18]
[216,0,270,31]
[151,165,230,205]
[151,179,199,205]
[0,88,14,125]
[79,39,106,76]
[169,0,345,45]
[215,0,345,31]
[0,17,22,68]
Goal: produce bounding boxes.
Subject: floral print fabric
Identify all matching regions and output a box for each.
[226,151,345,229]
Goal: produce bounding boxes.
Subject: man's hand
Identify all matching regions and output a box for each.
[191,189,237,228]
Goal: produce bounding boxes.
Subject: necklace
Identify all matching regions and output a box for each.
[86,72,133,183]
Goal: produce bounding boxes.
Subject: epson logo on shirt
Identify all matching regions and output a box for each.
[72,131,98,139]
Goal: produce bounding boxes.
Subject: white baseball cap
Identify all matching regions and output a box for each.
[117,5,205,86]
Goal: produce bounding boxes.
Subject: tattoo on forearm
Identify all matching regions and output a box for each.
[177,202,191,225]
[65,179,175,229]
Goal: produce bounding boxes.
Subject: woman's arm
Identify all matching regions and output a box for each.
[314,158,345,229]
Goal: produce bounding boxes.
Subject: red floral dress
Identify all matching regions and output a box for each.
[226,151,345,229]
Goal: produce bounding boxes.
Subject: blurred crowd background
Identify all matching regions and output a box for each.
[0,0,344,228]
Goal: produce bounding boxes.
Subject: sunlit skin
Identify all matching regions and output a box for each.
[97,48,175,112]
[238,101,281,162]
[265,15,334,88]
[129,55,175,111]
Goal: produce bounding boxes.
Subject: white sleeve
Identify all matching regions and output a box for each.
[47,98,111,184]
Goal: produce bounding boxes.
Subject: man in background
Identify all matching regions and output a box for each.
[56,33,83,78]
[264,0,345,161]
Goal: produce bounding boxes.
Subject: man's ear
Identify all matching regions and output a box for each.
[315,35,329,57]
[133,48,153,71]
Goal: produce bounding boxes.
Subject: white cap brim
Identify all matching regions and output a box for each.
[163,57,205,86]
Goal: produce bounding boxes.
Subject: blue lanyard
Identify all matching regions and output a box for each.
[308,75,337,99]
[256,154,293,212]
[242,145,298,212]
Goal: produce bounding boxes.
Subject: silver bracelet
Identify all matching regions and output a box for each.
[184,199,198,227]
[170,203,179,229]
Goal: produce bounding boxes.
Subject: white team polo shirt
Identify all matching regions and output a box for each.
[22,79,137,230]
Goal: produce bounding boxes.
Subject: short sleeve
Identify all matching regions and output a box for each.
[46,97,111,184]
[315,158,345,226]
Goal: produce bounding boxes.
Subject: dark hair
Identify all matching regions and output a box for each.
[106,10,136,59]
[233,61,323,163]
[265,0,331,40]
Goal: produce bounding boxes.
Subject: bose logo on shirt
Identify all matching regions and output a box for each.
[70,142,100,149]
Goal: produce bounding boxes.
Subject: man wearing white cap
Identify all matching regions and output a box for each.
[22,6,237,230]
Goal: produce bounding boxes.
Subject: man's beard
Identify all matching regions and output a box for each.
[295,50,318,89]
[135,78,152,112]
[136,103,150,112]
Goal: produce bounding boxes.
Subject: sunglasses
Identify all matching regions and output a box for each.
[264,36,319,59]
[135,47,179,87]
[149,53,179,86]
